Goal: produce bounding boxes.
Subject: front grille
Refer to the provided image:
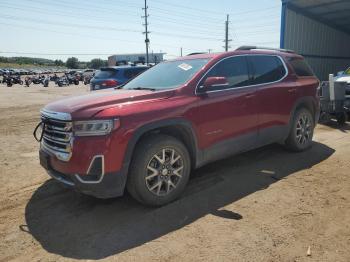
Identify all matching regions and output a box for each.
[41,110,72,161]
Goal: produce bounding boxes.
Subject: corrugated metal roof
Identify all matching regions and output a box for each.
[283,0,350,35]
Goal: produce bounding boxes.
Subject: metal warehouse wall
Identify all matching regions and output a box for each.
[282,8,350,81]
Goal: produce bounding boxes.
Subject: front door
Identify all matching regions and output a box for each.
[190,56,258,162]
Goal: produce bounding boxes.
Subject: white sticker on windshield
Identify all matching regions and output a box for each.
[178,63,193,71]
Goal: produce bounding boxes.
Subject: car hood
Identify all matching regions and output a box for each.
[44,89,174,119]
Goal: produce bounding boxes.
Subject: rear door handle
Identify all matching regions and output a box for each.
[288,88,297,93]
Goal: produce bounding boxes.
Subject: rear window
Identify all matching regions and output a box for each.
[289,58,314,77]
[249,56,286,85]
[123,68,147,79]
[94,69,117,79]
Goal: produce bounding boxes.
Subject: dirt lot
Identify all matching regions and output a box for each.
[0,83,349,262]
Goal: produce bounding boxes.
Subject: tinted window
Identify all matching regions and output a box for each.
[203,56,250,89]
[123,59,209,90]
[123,68,147,79]
[94,69,117,79]
[250,56,286,85]
[289,58,314,77]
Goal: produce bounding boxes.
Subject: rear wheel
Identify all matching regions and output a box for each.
[336,112,347,125]
[127,134,191,206]
[285,108,314,152]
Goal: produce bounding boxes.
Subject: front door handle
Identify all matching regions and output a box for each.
[288,88,297,93]
[245,93,256,99]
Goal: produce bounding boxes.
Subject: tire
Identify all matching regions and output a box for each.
[318,111,331,124]
[285,108,314,152]
[336,112,347,125]
[127,134,191,206]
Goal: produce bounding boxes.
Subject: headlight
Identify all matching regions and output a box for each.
[73,119,119,136]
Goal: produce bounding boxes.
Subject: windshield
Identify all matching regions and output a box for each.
[94,69,117,79]
[123,58,209,90]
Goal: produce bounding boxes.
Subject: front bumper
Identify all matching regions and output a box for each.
[40,149,128,198]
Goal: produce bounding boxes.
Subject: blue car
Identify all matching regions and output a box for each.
[90,65,149,91]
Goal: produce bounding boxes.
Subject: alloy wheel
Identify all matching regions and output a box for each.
[145,148,184,196]
[295,113,312,145]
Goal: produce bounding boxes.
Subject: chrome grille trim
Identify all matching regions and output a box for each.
[40,109,72,121]
[43,134,71,143]
[40,109,72,162]
[43,135,71,145]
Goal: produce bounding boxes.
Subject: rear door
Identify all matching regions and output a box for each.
[248,55,296,144]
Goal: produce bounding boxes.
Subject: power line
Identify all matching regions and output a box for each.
[0,15,139,33]
[0,15,223,41]
[152,31,221,41]
[145,0,280,17]
[0,2,280,35]
[0,51,114,56]
[23,0,280,30]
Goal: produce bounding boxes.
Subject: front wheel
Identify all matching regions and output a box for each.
[285,108,314,152]
[127,134,191,206]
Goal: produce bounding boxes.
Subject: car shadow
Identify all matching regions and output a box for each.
[318,121,350,133]
[24,142,334,259]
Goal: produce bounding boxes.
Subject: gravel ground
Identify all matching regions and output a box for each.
[0,83,349,262]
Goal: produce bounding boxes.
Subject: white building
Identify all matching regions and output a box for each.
[108,53,164,66]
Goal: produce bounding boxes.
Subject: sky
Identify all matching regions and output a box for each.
[0,0,282,61]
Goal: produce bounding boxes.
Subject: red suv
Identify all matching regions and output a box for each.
[35,46,320,206]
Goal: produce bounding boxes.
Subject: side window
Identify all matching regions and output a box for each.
[249,56,286,85]
[288,58,314,77]
[202,56,250,90]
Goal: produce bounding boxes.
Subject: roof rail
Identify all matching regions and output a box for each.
[236,46,295,53]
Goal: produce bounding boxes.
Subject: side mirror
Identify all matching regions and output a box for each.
[198,76,229,93]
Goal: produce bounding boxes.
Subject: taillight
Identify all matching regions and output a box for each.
[102,80,118,87]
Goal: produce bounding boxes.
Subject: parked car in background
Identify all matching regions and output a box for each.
[36,46,320,206]
[83,69,95,77]
[90,65,149,91]
[335,67,350,95]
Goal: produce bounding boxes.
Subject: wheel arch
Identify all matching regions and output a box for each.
[123,119,199,174]
[289,96,318,125]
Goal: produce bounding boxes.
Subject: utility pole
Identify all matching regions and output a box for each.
[180,47,183,57]
[142,0,150,65]
[207,49,212,54]
[224,14,231,51]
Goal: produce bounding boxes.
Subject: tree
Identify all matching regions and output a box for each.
[54,59,64,66]
[88,58,107,69]
[66,57,79,69]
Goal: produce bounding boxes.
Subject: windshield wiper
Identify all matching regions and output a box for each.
[131,87,156,91]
